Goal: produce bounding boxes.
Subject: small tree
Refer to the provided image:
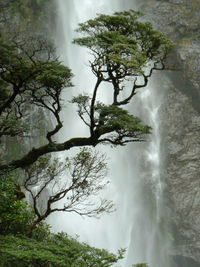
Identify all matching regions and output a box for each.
[23,148,114,236]
[0,10,173,173]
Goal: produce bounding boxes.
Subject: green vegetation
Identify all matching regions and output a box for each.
[0,176,123,266]
[0,9,173,172]
[0,176,148,266]
[0,175,33,235]
[0,233,124,267]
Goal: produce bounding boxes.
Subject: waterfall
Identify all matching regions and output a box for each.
[50,1,172,266]
[124,76,171,267]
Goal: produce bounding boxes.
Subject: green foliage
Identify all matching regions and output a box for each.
[0,233,124,267]
[73,10,174,78]
[96,104,151,138]
[0,172,51,238]
[71,10,173,146]
[35,61,73,91]
[0,174,34,235]
[0,167,122,267]
[72,94,151,144]
[31,221,51,241]
[0,32,73,142]
[0,8,174,170]
[0,34,72,93]
[0,114,29,138]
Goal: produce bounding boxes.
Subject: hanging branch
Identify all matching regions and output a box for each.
[22,149,114,236]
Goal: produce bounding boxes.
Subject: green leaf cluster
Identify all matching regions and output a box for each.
[94,104,151,144]
[72,94,151,144]
[0,35,72,92]
[35,61,73,91]
[0,114,29,138]
[0,233,124,267]
[73,10,174,76]
[97,104,150,133]
[0,174,34,235]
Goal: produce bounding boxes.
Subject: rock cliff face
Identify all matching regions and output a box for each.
[138,0,200,266]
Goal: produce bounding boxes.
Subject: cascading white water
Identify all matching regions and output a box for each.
[50,1,172,266]
[124,76,172,267]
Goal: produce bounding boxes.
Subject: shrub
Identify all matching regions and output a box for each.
[0,175,34,235]
[0,233,124,267]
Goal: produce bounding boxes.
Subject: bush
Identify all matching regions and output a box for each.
[0,176,124,266]
[0,173,51,239]
[0,175,34,235]
[0,233,124,267]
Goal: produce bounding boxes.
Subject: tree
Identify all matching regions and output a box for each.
[0,10,174,173]
[22,148,114,236]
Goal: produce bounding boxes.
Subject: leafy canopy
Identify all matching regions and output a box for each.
[0,233,124,267]
[0,174,34,235]
[74,10,174,86]
[0,9,173,172]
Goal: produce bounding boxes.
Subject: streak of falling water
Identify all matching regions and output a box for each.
[49,1,172,266]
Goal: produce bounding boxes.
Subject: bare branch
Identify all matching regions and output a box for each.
[22,149,114,236]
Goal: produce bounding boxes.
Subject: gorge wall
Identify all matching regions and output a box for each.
[138,0,200,266]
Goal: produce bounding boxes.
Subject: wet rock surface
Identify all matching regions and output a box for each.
[137,0,200,265]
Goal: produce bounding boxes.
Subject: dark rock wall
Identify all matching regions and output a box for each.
[137,0,200,264]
